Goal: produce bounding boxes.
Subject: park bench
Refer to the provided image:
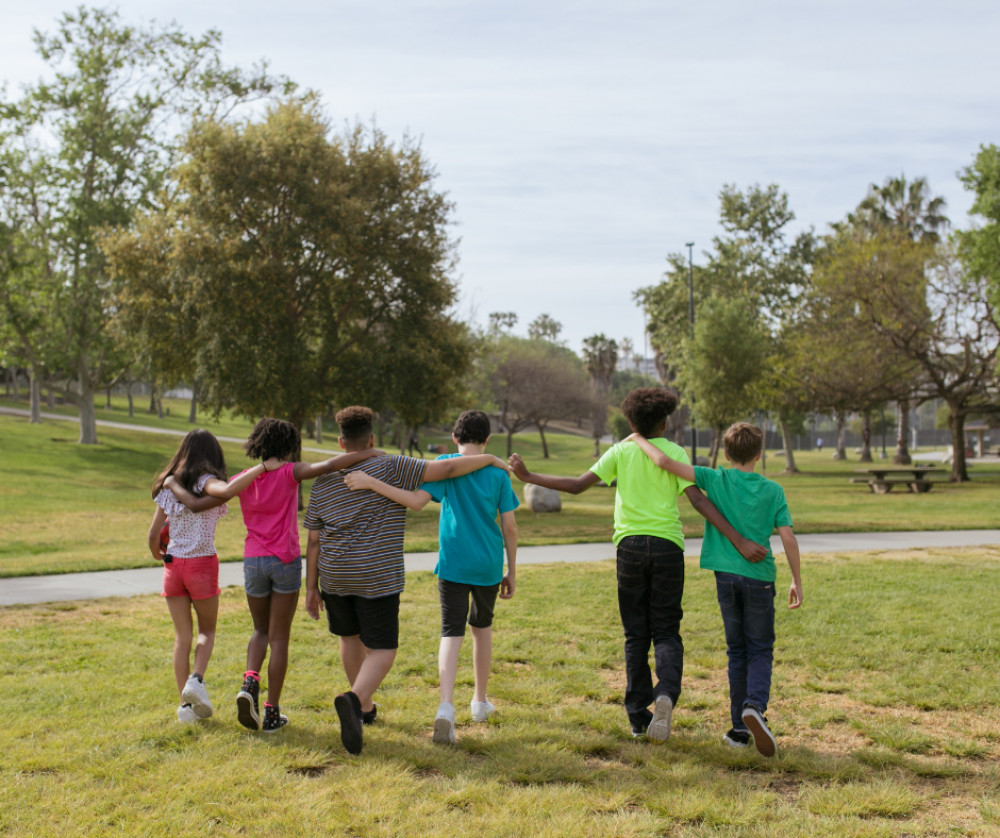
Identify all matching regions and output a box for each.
[852,465,946,494]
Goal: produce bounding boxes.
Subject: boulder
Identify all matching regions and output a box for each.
[524,483,562,513]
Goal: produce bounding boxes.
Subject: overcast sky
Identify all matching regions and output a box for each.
[3,1,998,355]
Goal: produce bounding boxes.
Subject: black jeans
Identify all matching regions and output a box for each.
[616,535,685,728]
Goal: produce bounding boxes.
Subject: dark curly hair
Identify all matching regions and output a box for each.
[621,387,678,438]
[452,410,492,445]
[152,429,227,497]
[335,405,374,443]
[244,417,301,461]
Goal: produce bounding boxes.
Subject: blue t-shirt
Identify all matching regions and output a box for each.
[422,454,519,586]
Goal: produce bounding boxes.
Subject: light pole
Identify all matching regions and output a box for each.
[686,241,696,464]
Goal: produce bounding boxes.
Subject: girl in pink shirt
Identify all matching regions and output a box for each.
[172,418,379,732]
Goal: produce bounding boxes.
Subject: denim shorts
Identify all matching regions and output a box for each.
[243,555,302,597]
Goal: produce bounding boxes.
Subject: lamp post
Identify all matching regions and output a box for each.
[686,241,696,464]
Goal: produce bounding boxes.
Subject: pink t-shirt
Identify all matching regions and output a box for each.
[239,462,300,562]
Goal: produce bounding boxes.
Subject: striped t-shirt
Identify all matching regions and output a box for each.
[304,455,427,598]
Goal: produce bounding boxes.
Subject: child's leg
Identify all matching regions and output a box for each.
[340,636,396,713]
[165,596,194,696]
[245,592,271,676]
[190,595,219,678]
[741,580,776,715]
[340,635,367,685]
[715,573,749,731]
[469,626,491,704]
[438,636,463,705]
[262,589,298,707]
[438,579,472,706]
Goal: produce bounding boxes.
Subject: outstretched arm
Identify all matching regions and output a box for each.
[166,476,225,512]
[778,526,803,609]
[499,510,517,599]
[293,448,384,482]
[343,469,432,510]
[422,453,507,482]
[508,453,601,494]
[626,433,696,483]
[683,486,768,563]
[196,458,283,501]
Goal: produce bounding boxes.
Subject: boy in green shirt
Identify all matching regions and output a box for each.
[628,421,802,756]
[509,388,766,741]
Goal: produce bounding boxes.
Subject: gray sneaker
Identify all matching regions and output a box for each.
[741,706,777,756]
[432,703,456,744]
[646,695,673,743]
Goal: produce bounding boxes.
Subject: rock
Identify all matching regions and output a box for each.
[524,484,562,513]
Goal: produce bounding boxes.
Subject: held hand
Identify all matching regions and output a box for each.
[508,453,529,481]
[788,583,803,609]
[344,471,376,492]
[500,573,515,599]
[739,538,768,563]
[305,588,324,620]
[624,432,642,444]
[491,455,510,471]
[263,457,282,472]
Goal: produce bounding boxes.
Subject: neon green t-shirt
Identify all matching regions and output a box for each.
[694,465,793,582]
[590,439,695,548]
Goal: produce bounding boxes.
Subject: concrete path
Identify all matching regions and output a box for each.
[2,531,998,607]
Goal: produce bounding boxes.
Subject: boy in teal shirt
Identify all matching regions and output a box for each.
[509,388,766,741]
[628,421,803,756]
[344,410,518,744]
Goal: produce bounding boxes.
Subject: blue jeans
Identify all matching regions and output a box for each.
[715,571,775,730]
[616,535,685,729]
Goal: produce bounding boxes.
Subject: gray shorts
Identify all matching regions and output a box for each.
[244,555,302,597]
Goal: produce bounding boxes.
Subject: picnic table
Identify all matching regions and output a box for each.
[850,466,946,494]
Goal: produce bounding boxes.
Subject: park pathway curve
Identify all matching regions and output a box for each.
[2,531,999,607]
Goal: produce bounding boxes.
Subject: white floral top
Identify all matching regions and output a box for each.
[154,474,227,559]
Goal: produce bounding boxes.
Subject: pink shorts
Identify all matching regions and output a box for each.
[162,554,221,601]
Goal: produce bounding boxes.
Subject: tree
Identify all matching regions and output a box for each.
[107,100,464,432]
[582,334,618,457]
[847,174,949,463]
[484,335,591,457]
[678,296,770,465]
[824,231,999,481]
[527,313,563,342]
[958,144,1000,311]
[0,7,284,443]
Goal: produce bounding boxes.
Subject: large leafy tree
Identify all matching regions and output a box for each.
[0,7,283,443]
[107,99,466,431]
[846,175,949,463]
[958,144,1000,311]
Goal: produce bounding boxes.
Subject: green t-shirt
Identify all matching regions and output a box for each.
[590,439,694,548]
[694,465,793,582]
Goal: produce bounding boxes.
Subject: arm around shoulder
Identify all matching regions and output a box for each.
[507,453,600,494]
[626,433,697,483]
[294,448,383,482]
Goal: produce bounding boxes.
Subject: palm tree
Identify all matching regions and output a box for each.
[851,175,948,463]
[582,334,618,457]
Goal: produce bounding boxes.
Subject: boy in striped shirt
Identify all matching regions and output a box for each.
[304,405,506,755]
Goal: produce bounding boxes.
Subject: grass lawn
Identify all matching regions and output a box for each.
[2,409,999,576]
[3,548,1000,836]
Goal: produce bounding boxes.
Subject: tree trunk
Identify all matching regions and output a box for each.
[858,412,873,463]
[947,409,970,482]
[506,428,515,458]
[106,386,112,408]
[592,435,600,458]
[893,398,911,464]
[127,382,134,417]
[778,416,799,474]
[188,382,199,424]
[538,423,550,459]
[11,367,20,400]
[29,371,41,423]
[709,426,723,468]
[148,383,157,414]
[314,415,323,445]
[46,375,55,409]
[77,380,99,445]
[834,411,847,460]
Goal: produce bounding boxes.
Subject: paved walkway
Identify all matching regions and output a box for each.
[3,531,998,607]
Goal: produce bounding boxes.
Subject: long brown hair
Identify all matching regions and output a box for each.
[152,429,228,497]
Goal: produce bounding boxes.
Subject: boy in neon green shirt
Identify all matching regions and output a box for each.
[628,421,802,756]
[509,388,766,741]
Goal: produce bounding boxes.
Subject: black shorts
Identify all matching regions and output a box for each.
[438,578,500,637]
[322,591,400,650]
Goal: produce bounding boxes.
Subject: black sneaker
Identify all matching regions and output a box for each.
[741,706,777,757]
[362,703,378,726]
[261,704,288,733]
[723,728,752,748]
[335,691,364,755]
[237,675,260,731]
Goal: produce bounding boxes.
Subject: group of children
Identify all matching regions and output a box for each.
[149,388,802,758]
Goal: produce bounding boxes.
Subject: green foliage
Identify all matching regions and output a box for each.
[958,143,1000,311]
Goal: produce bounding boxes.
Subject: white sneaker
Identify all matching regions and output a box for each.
[177,704,198,723]
[470,698,495,722]
[646,695,673,743]
[181,674,213,719]
[433,703,456,744]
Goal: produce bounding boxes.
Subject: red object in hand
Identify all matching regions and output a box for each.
[159,521,170,557]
